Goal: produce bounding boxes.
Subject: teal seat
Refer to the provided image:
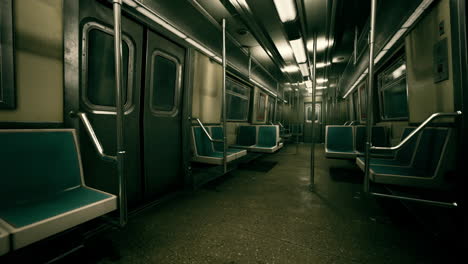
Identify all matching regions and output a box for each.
[0,130,117,250]
[354,126,388,155]
[249,126,283,153]
[210,126,247,158]
[235,126,257,147]
[369,128,452,189]
[356,127,417,170]
[325,126,357,158]
[191,126,238,165]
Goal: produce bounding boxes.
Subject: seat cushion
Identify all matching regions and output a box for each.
[257,126,277,148]
[326,126,354,153]
[0,186,116,250]
[370,165,427,177]
[237,126,256,146]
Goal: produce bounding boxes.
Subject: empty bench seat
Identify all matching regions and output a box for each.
[209,126,247,159]
[191,126,245,165]
[368,128,453,189]
[356,127,416,170]
[231,125,257,149]
[0,130,117,250]
[325,126,357,158]
[0,227,8,256]
[249,126,283,153]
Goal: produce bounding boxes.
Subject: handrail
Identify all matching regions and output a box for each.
[192,118,224,143]
[70,111,117,163]
[278,122,285,128]
[371,111,462,151]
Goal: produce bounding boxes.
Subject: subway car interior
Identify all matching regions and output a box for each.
[0,0,467,263]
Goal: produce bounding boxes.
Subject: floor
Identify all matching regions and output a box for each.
[76,144,454,263]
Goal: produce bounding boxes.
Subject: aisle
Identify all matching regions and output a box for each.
[83,144,451,264]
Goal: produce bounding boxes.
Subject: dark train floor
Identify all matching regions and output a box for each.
[69,144,456,263]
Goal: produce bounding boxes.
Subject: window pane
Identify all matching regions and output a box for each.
[359,82,367,120]
[256,93,266,121]
[378,57,408,119]
[151,55,178,112]
[227,94,249,120]
[382,78,408,119]
[87,29,129,107]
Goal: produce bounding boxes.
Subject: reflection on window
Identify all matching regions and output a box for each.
[378,56,408,120]
[151,53,179,113]
[268,98,275,123]
[87,28,130,107]
[226,78,250,121]
[305,103,321,123]
[358,81,367,121]
[256,92,266,122]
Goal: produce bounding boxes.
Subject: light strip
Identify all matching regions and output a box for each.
[185,38,215,57]
[316,62,331,68]
[282,65,300,72]
[289,38,307,63]
[299,63,309,77]
[316,78,328,84]
[134,6,187,39]
[273,0,297,23]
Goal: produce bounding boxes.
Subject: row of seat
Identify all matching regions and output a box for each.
[191,125,283,165]
[357,127,454,189]
[0,130,117,256]
[325,125,388,159]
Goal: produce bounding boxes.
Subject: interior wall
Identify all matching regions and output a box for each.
[406,0,454,123]
[191,51,222,124]
[0,0,63,123]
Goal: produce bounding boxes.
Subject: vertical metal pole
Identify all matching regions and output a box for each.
[274,83,278,123]
[364,0,377,193]
[310,33,317,189]
[222,19,227,173]
[113,0,127,227]
[296,87,300,154]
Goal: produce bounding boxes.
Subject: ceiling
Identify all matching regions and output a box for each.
[191,0,371,96]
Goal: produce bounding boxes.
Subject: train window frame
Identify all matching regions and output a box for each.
[149,50,182,117]
[81,21,135,114]
[226,77,251,122]
[0,0,15,109]
[377,55,409,121]
[305,103,321,123]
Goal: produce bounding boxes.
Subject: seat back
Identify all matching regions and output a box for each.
[394,127,417,162]
[355,126,388,153]
[326,126,354,152]
[257,126,277,147]
[411,128,450,176]
[192,127,215,156]
[237,126,256,146]
[210,126,224,152]
[0,130,83,204]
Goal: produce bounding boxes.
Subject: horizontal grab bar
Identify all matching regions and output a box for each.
[192,118,224,143]
[370,192,457,208]
[371,111,462,151]
[70,111,117,163]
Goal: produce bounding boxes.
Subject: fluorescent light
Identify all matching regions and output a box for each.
[273,0,297,23]
[123,0,138,8]
[316,78,328,84]
[383,28,407,51]
[289,38,307,64]
[391,64,406,79]
[135,7,187,39]
[212,56,222,63]
[305,80,312,88]
[185,38,215,57]
[282,65,299,72]
[299,63,309,77]
[316,62,331,68]
[316,86,327,90]
[374,50,387,64]
[307,37,334,52]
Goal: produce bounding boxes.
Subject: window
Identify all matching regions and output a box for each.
[377,56,408,120]
[352,91,358,121]
[358,80,367,121]
[305,103,321,123]
[83,22,134,112]
[256,92,267,122]
[150,52,181,115]
[226,78,250,121]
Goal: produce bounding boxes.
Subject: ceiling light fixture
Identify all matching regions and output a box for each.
[299,63,309,77]
[289,38,307,64]
[282,65,300,72]
[273,0,297,23]
[316,62,331,68]
[307,37,334,52]
[316,78,328,84]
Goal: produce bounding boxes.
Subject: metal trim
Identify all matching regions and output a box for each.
[81,21,135,115]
